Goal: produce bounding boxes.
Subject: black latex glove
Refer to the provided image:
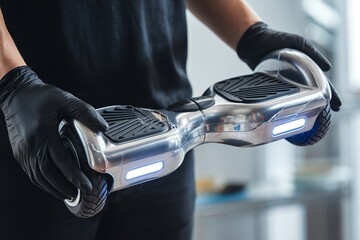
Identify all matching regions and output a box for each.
[236,22,342,112]
[0,66,109,200]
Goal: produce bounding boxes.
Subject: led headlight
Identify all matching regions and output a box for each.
[125,161,164,180]
[272,118,306,136]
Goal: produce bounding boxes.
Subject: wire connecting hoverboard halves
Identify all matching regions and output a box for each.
[60,49,333,218]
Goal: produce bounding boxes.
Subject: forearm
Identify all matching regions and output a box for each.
[0,9,26,79]
[186,0,261,49]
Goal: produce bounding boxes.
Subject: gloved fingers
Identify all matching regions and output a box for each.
[77,104,109,132]
[63,98,109,132]
[293,36,332,72]
[279,34,341,110]
[47,132,93,193]
[327,80,342,112]
[237,22,332,72]
[31,158,69,200]
[287,36,341,111]
[39,154,79,199]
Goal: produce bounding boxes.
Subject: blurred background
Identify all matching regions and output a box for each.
[186,0,359,239]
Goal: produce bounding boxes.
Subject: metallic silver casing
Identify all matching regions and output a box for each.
[69,49,331,192]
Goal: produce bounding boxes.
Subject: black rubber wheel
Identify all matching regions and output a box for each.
[286,104,331,146]
[61,125,108,218]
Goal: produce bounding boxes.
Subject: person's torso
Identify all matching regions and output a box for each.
[1,0,191,108]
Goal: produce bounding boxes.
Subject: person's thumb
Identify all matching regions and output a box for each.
[64,98,109,132]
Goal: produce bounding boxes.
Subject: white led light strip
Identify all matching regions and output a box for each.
[126,161,164,180]
[272,118,306,136]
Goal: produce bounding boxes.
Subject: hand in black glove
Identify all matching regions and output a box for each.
[236,22,342,112]
[0,66,109,200]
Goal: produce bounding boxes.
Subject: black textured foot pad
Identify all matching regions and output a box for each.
[99,106,170,143]
[214,73,299,103]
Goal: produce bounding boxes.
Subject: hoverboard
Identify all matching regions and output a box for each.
[60,49,332,218]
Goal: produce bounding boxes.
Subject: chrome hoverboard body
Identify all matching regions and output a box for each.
[61,49,332,217]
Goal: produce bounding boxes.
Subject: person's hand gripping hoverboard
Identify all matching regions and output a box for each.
[0,67,109,202]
